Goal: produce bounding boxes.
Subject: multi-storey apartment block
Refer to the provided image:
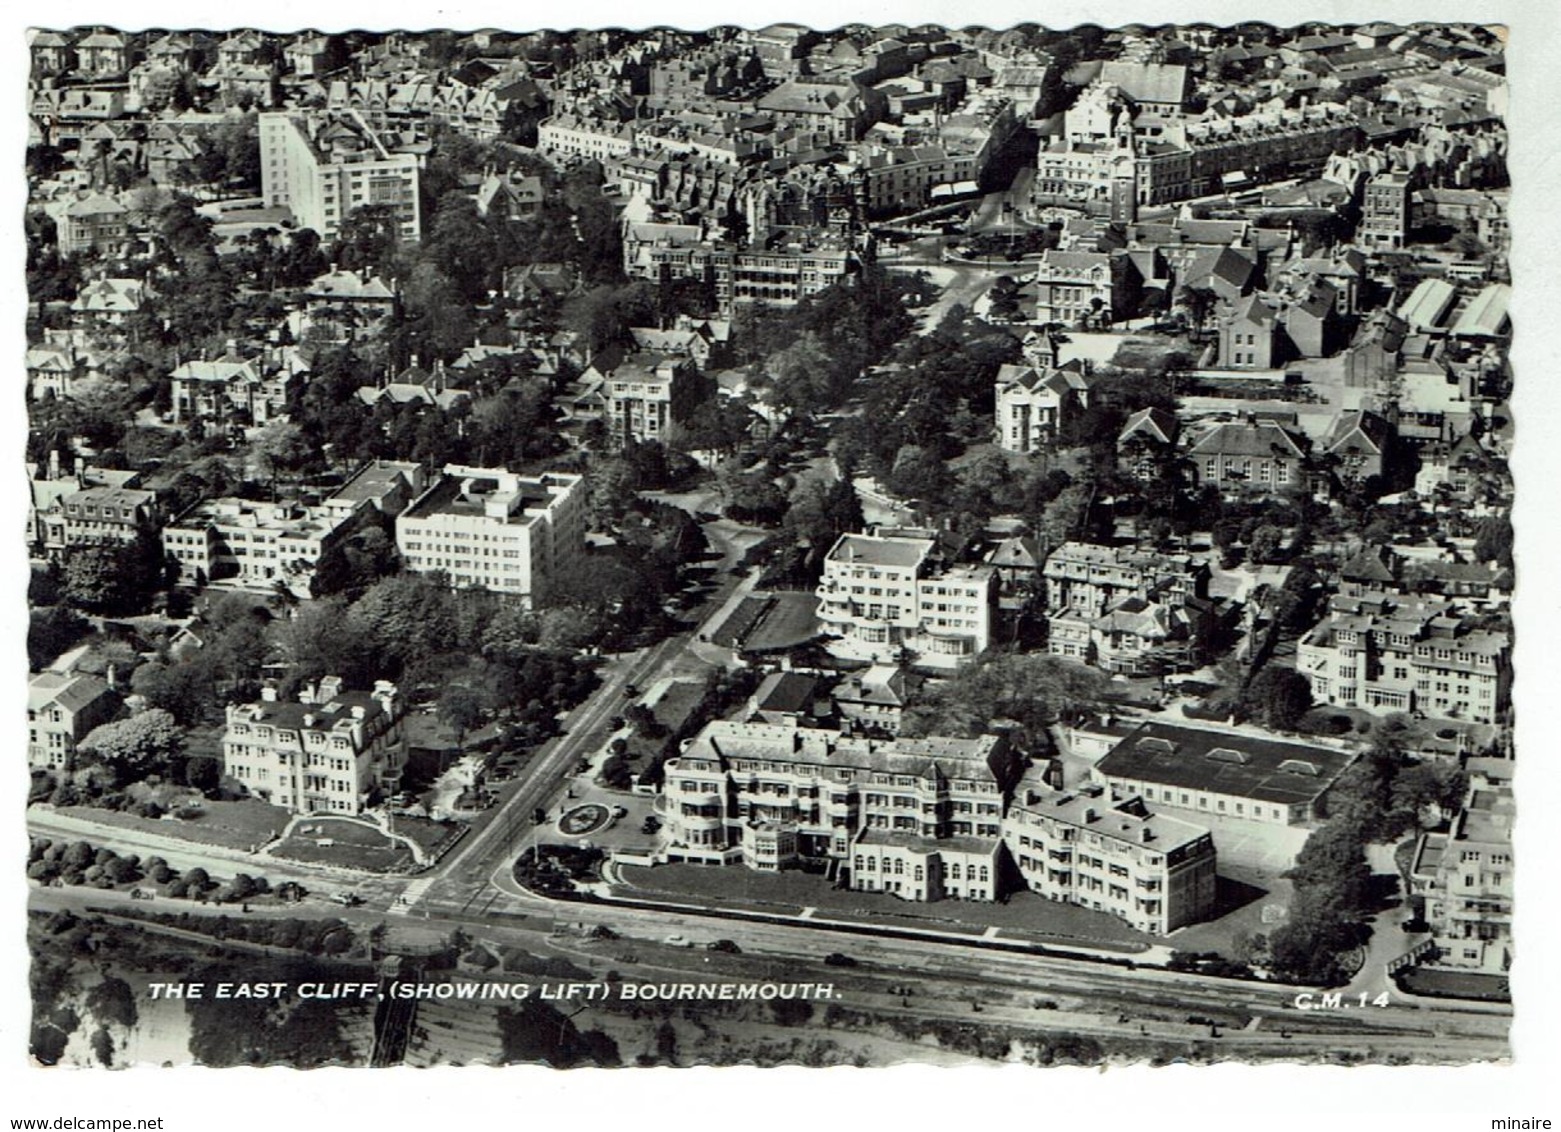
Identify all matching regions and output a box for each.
[1004,784,1217,934]
[259,110,422,242]
[816,530,997,671]
[396,465,586,604]
[162,497,359,596]
[1410,764,1513,973]
[658,720,1020,902]
[222,676,405,815]
[1297,595,1511,723]
[1094,721,1358,827]
[27,672,122,772]
[52,486,159,550]
[1042,541,1210,619]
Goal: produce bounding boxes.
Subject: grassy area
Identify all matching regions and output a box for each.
[54,799,291,852]
[743,591,821,652]
[269,837,413,873]
[615,864,1153,951]
[288,817,392,848]
[1110,337,1188,371]
[269,820,414,872]
[392,814,465,859]
[709,597,770,649]
[1397,966,1510,1002]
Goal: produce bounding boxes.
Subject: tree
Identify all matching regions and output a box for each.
[1266,893,1362,985]
[79,710,184,781]
[130,659,216,727]
[1247,524,1284,566]
[251,420,316,489]
[426,192,499,304]
[1239,667,1312,731]
[1286,819,1373,915]
[185,755,222,794]
[1472,515,1514,569]
[902,653,1108,753]
[437,684,485,745]
[61,537,163,615]
[29,606,91,670]
[398,261,477,362]
[267,599,372,689]
[332,204,403,277]
[1387,761,1468,835]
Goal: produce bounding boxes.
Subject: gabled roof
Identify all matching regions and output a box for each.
[1226,293,1279,328]
[1189,417,1307,459]
[1340,544,1399,584]
[1185,245,1254,293]
[1119,406,1179,446]
[1325,409,1392,456]
[985,535,1041,570]
[753,671,822,715]
[307,268,397,301]
[29,671,117,715]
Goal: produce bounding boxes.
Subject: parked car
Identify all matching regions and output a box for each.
[706,939,742,954]
[823,952,858,967]
[662,934,692,948]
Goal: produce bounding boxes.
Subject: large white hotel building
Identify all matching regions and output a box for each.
[653,719,1219,933]
[259,110,422,243]
[395,465,586,604]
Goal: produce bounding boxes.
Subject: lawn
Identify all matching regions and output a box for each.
[708,596,770,649]
[287,816,393,848]
[269,821,414,873]
[1110,336,1187,371]
[742,591,820,652]
[1397,966,1510,1003]
[614,864,1153,951]
[54,799,291,852]
[391,814,466,859]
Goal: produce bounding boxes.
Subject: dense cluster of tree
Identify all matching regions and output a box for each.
[901,652,1110,755]
[1262,719,1467,984]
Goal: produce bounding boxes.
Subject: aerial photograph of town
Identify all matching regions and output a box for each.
[20,14,1529,1086]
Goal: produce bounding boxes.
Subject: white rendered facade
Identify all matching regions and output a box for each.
[395,466,586,604]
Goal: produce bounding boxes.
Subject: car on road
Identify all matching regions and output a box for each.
[706,939,742,954]
[823,952,858,967]
[662,934,693,948]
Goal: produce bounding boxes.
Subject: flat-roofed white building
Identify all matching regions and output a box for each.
[259,110,422,242]
[395,465,585,604]
[816,529,996,671]
[162,496,358,597]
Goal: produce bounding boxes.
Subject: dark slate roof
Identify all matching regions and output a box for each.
[1096,721,1358,806]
